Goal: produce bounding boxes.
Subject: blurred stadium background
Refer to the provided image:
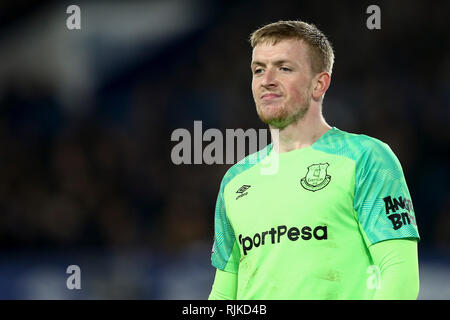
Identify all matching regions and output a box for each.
[0,0,449,299]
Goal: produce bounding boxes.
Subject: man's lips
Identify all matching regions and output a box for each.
[261,93,282,101]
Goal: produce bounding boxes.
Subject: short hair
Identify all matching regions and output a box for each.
[249,20,335,75]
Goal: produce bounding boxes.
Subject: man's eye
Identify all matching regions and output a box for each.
[280,67,291,72]
[254,69,263,75]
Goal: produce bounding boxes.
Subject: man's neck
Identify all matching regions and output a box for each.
[269,107,331,154]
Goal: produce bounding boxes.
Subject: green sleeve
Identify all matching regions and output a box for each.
[369,239,419,300]
[208,268,238,300]
[354,139,420,245]
[211,176,240,273]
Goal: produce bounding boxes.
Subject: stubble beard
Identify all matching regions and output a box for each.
[256,94,311,130]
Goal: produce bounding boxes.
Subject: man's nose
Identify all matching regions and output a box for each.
[261,68,277,88]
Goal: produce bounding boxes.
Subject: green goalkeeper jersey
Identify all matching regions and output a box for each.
[211,127,420,299]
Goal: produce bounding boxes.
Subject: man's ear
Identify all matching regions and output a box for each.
[312,72,331,101]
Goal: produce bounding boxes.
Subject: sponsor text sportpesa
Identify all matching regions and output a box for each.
[238,225,328,255]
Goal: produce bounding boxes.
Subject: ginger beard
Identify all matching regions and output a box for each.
[254,82,313,130]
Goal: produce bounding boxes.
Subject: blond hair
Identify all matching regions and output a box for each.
[250,20,334,74]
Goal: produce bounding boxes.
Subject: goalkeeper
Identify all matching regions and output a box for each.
[209,20,420,300]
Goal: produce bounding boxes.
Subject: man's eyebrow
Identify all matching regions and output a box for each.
[251,61,265,68]
[251,59,294,68]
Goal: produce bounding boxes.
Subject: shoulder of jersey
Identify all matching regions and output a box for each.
[316,128,392,159]
[220,144,271,186]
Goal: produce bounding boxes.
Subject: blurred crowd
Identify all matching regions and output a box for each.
[0,0,449,255]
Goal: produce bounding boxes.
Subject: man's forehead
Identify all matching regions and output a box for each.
[251,38,308,63]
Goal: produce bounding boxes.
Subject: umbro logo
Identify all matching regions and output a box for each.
[236,185,251,200]
[236,185,251,193]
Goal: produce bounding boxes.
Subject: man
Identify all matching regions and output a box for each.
[208,20,420,299]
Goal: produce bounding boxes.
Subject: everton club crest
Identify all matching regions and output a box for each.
[300,163,331,192]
